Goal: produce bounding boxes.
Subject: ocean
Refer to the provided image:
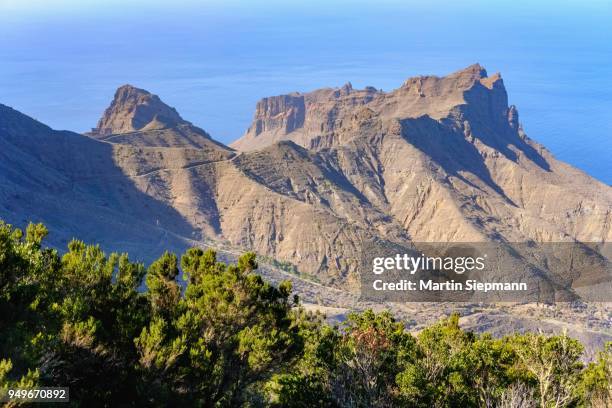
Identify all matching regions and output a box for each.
[1,0,610,183]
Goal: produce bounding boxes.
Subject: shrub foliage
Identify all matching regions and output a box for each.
[0,221,610,407]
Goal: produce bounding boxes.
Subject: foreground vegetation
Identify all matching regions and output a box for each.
[0,221,610,407]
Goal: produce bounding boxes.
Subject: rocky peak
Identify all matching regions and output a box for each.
[460,70,509,127]
[231,64,516,152]
[450,63,488,80]
[89,85,188,136]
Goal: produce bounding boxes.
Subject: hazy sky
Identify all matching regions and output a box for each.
[1,0,610,182]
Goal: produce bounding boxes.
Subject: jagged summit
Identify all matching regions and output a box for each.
[400,63,488,87]
[89,85,188,137]
[85,85,233,153]
[230,64,508,151]
[451,62,488,79]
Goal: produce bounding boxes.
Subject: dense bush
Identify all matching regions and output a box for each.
[0,221,610,407]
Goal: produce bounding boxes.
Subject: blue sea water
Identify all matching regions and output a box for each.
[0,0,610,183]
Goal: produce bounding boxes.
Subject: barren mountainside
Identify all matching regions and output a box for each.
[2,64,612,354]
[228,65,611,280]
[1,65,611,289]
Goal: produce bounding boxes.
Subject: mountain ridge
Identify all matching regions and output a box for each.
[2,64,611,352]
[231,63,508,151]
[1,64,610,289]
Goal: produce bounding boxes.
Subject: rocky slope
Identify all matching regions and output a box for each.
[0,102,230,257]
[226,66,611,292]
[1,64,611,290]
[2,64,611,354]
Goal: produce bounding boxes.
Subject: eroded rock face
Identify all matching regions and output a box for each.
[231,81,382,151]
[87,85,234,153]
[231,64,504,151]
[90,85,186,136]
[251,94,306,135]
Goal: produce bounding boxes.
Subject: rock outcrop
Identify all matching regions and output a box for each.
[250,94,306,135]
[87,85,233,152]
[231,81,381,151]
[90,85,186,135]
